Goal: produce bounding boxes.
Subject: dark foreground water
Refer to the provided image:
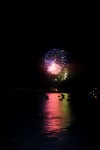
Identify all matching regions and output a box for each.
[0,91,100,150]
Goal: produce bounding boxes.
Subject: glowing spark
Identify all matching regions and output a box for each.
[48,62,61,75]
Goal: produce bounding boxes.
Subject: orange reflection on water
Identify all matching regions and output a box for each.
[42,93,74,137]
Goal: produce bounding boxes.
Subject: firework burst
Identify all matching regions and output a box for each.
[43,48,68,82]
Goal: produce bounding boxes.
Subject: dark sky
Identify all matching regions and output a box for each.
[1,12,100,89]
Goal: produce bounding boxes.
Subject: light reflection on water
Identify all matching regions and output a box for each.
[41,93,75,137]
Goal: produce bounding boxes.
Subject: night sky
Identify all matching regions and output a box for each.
[1,13,100,89]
